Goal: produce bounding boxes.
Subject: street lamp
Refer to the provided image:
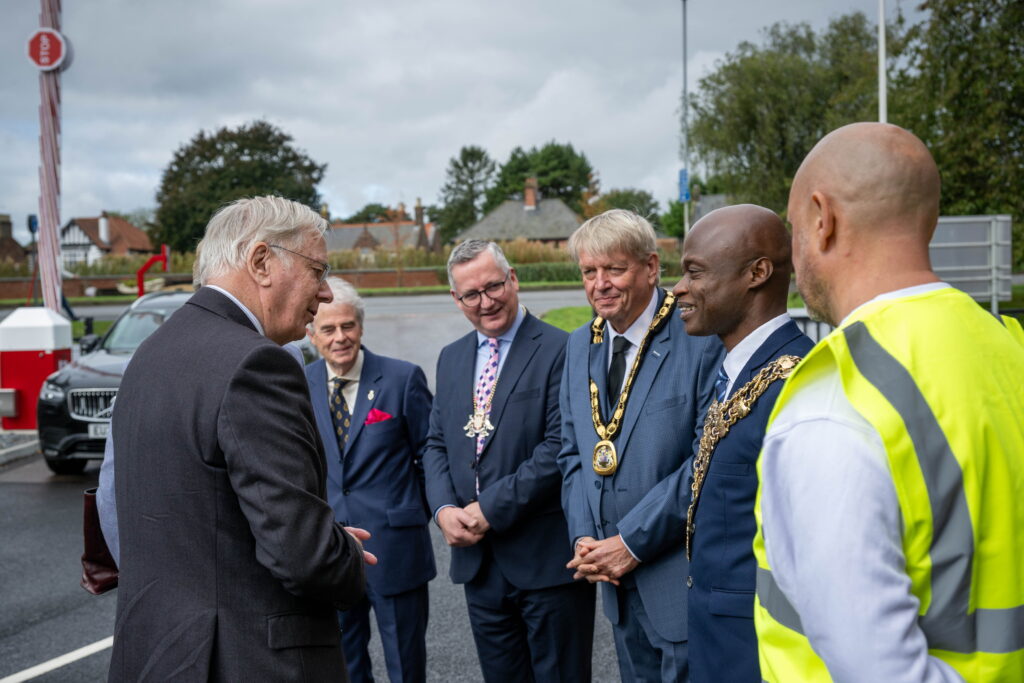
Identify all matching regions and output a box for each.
[680,0,690,234]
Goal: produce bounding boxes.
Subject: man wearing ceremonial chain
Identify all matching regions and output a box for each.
[673,205,813,681]
[557,209,723,681]
[423,240,596,682]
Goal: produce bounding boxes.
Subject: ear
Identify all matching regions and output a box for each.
[508,267,519,287]
[748,256,773,289]
[810,191,837,252]
[248,242,274,287]
[646,252,660,284]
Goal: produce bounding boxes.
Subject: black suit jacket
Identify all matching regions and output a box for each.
[423,312,576,589]
[109,287,365,682]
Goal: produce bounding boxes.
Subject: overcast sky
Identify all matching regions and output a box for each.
[1,0,916,244]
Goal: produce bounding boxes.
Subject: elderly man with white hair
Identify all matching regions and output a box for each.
[106,196,371,682]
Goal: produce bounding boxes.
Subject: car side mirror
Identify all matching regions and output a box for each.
[79,334,101,354]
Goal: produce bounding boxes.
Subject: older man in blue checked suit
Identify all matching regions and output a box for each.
[670,205,813,681]
[559,209,723,682]
[423,240,595,683]
[306,277,435,683]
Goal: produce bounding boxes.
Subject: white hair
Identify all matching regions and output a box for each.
[194,196,328,285]
[317,277,365,326]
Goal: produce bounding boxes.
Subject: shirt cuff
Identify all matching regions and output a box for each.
[619,534,641,562]
[433,504,455,524]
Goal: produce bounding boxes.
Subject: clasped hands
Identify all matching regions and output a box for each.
[567,535,639,585]
[436,502,490,547]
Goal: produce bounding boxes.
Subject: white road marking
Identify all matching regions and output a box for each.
[0,636,113,682]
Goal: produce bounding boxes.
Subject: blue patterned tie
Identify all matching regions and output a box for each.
[715,365,729,403]
[331,378,351,454]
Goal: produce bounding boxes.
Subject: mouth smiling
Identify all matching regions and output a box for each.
[677,302,696,319]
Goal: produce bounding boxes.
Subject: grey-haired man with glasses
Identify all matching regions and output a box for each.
[423,240,595,682]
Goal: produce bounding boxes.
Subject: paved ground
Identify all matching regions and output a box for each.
[0,289,625,682]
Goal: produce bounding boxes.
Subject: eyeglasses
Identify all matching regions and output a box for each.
[269,244,331,284]
[456,276,509,307]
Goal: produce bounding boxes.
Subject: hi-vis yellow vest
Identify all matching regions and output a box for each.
[753,287,1024,682]
[1001,314,1024,346]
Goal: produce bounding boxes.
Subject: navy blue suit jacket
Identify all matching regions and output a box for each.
[686,319,812,682]
[305,349,436,597]
[558,289,724,642]
[423,312,576,590]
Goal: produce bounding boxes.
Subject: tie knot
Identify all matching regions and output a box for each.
[487,337,500,351]
[333,377,350,391]
[717,365,729,382]
[612,335,630,354]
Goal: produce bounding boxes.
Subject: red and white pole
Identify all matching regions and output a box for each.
[31,0,68,314]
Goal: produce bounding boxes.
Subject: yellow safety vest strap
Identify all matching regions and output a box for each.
[844,321,1024,654]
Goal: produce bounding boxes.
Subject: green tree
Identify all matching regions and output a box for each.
[344,203,391,223]
[902,0,1024,269]
[599,188,662,227]
[435,145,496,243]
[484,142,593,214]
[688,13,904,214]
[153,120,325,251]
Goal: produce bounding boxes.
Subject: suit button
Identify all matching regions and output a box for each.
[343,489,351,496]
[594,480,601,489]
[686,575,693,588]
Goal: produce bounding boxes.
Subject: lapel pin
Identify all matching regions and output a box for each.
[652,350,661,357]
[367,389,375,401]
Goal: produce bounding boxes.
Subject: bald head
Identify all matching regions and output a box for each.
[674,204,792,350]
[788,123,943,325]
[792,122,941,240]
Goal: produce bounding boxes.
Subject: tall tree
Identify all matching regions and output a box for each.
[435,146,496,243]
[484,142,593,214]
[903,0,1024,268]
[153,120,325,251]
[688,13,904,213]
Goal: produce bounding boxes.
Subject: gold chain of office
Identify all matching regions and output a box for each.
[685,354,802,560]
[588,291,677,476]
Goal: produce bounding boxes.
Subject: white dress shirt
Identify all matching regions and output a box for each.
[605,287,659,373]
[720,312,791,395]
[325,349,364,416]
[760,282,961,682]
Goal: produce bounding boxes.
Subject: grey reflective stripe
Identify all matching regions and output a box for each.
[844,321,1024,654]
[756,567,803,634]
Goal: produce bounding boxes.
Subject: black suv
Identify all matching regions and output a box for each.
[36,291,191,474]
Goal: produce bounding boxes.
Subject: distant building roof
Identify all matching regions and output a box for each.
[325,220,435,252]
[457,197,582,242]
[62,213,153,254]
[0,214,28,263]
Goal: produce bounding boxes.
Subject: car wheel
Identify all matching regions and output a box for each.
[45,458,88,475]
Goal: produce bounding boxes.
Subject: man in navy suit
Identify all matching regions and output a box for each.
[559,209,723,681]
[423,240,595,682]
[306,277,436,683]
[673,204,813,681]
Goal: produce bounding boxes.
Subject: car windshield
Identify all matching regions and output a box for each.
[102,307,176,352]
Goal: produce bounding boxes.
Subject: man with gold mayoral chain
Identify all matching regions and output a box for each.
[557,209,723,682]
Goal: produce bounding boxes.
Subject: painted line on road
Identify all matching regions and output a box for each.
[0,636,112,682]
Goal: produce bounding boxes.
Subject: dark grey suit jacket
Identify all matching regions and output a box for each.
[109,287,365,682]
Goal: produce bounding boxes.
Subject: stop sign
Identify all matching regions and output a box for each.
[27,29,67,71]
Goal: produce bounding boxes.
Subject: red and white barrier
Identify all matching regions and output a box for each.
[0,307,71,430]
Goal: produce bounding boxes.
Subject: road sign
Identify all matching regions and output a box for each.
[27,29,67,71]
[678,168,691,203]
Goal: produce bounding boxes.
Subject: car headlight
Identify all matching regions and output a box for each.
[39,381,65,402]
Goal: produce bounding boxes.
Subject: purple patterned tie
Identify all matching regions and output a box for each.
[474,337,501,456]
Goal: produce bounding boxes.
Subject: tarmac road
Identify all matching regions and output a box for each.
[0,288,625,682]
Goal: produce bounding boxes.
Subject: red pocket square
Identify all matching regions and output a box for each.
[365,408,393,425]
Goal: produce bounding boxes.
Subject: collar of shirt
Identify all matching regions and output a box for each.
[325,348,364,384]
[839,282,951,327]
[722,312,792,395]
[606,287,660,367]
[474,305,525,381]
[204,284,264,336]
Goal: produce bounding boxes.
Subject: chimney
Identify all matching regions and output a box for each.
[523,177,538,211]
[415,197,424,228]
[0,214,11,240]
[98,212,111,245]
